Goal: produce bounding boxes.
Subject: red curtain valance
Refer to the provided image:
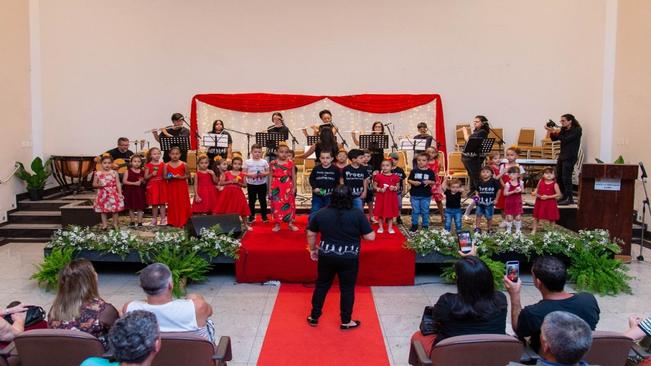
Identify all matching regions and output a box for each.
[189,93,446,155]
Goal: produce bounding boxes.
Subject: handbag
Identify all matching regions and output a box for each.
[3,305,47,328]
[419,305,437,336]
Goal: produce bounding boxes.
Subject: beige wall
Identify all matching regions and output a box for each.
[0,0,33,222]
[614,0,651,225]
[37,0,607,161]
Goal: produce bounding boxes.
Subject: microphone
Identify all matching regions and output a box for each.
[640,162,648,179]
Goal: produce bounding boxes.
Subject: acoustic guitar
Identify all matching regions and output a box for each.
[95,158,130,174]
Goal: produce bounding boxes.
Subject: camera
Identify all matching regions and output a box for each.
[546,119,558,128]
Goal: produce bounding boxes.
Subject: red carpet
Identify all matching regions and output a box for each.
[235,215,415,285]
[258,284,390,366]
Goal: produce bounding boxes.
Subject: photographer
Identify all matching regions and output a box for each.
[545,114,582,205]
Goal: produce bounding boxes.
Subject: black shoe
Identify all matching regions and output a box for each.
[307,316,319,327]
[247,216,255,224]
[558,198,574,206]
[409,224,418,232]
[340,320,361,330]
[262,217,269,223]
[396,217,403,225]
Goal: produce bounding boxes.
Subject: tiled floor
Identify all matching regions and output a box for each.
[1,242,650,365]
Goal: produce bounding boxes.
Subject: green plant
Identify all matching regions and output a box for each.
[30,247,75,290]
[151,244,212,298]
[194,225,242,259]
[441,255,505,290]
[15,157,52,190]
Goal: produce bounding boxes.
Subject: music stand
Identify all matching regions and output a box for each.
[307,135,319,145]
[256,132,286,158]
[202,133,229,149]
[399,138,427,151]
[359,134,389,150]
[463,137,495,157]
[160,136,190,152]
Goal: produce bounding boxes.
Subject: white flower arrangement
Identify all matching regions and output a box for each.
[96,229,141,258]
[405,228,457,256]
[196,226,242,259]
[48,226,98,251]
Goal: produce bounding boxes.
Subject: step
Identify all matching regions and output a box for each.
[0,223,61,238]
[18,200,71,211]
[0,237,50,244]
[8,210,62,224]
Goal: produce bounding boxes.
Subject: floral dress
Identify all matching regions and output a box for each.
[270,160,296,223]
[94,171,124,213]
[48,298,118,349]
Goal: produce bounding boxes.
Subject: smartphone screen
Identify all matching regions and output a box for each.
[506,261,520,282]
[457,231,472,253]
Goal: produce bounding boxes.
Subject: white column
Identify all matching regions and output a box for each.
[600,0,618,162]
[29,0,43,158]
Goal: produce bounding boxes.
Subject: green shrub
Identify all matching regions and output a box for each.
[30,247,74,290]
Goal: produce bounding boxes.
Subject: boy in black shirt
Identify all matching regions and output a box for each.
[474,166,501,233]
[309,151,340,218]
[407,153,436,232]
[343,149,369,211]
[441,178,463,232]
[389,152,406,224]
[362,149,376,222]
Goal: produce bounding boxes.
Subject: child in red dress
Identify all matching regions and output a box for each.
[496,147,525,228]
[269,144,298,232]
[335,150,348,177]
[144,147,167,226]
[214,157,251,231]
[532,167,561,234]
[122,154,146,226]
[192,155,219,214]
[93,154,124,230]
[373,159,401,234]
[164,147,191,227]
[426,147,445,225]
[503,166,524,234]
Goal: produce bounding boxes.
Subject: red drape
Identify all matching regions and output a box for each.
[190,93,446,156]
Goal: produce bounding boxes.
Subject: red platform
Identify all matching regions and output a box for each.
[235,215,415,285]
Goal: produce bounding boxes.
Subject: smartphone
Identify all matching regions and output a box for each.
[457,231,472,254]
[506,261,520,282]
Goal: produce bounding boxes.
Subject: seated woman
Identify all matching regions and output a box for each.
[0,304,27,342]
[412,246,507,357]
[48,259,119,348]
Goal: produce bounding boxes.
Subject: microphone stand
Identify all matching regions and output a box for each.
[638,162,650,261]
[384,123,399,152]
[286,128,300,151]
[224,127,254,158]
[487,125,506,151]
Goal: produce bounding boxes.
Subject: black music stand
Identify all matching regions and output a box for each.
[359,134,389,150]
[160,135,190,162]
[307,135,319,145]
[256,132,286,160]
[463,137,495,157]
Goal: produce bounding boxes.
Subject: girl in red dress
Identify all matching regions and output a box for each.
[144,147,167,226]
[269,144,298,232]
[164,147,191,228]
[122,154,146,226]
[373,159,401,234]
[502,166,524,234]
[93,154,124,230]
[496,147,524,227]
[335,150,348,176]
[426,147,445,225]
[532,167,561,234]
[192,155,219,214]
[214,157,251,231]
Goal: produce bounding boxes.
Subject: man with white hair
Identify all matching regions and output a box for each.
[508,311,594,366]
[122,263,214,341]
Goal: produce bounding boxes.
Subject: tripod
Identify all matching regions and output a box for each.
[224,128,253,158]
[384,123,399,151]
[638,162,650,261]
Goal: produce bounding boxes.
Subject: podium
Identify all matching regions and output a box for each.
[577,164,639,255]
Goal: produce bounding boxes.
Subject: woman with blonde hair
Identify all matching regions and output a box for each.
[48,259,118,347]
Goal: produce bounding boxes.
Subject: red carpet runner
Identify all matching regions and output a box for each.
[235,215,415,285]
[258,284,389,365]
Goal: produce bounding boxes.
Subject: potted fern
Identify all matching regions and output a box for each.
[15,157,52,201]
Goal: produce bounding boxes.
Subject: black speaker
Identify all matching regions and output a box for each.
[186,214,243,239]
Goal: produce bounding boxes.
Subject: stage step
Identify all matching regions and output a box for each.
[17,199,71,211]
[8,210,62,224]
[0,223,61,238]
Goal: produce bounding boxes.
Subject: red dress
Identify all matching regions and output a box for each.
[123,168,146,211]
[533,180,560,221]
[214,171,250,217]
[270,160,296,223]
[373,173,400,218]
[146,162,167,205]
[165,162,191,227]
[427,160,443,201]
[192,170,218,214]
[503,180,524,216]
[495,163,523,209]
[94,171,124,213]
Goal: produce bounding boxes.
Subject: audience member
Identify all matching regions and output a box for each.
[48,259,119,348]
[624,315,651,365]
[412,245,507,357]
[504,256,600,352]
[123,263,214,341]
[507,311,594,366]
[0,304,27,342]
[81,310,161,366]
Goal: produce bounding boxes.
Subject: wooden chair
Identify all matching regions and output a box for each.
[293,149,305,188]
[447,152,468,185]
[13,329,105,366]
[437,152,446,178]
[515,128,543,159]
[187,150,198,173]
[153,333,232,366]
[582,331,633,366]
[455,123,470,151]
[408,334,523,366]
[301,159,316,193]
[488,127,504,153]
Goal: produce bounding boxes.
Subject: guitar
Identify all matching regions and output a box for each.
[95,158,130,174]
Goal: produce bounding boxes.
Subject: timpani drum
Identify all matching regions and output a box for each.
[51,155,96,193]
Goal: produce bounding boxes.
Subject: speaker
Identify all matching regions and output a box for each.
[186,214,243,239]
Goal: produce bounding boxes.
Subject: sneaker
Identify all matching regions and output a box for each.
[160,218,167,226]
[247,216,255,224]
[377,227,384,234]
[396,217,403,225]
[262,217,270,223]
[409,224,418,233]
[388,228,395,234]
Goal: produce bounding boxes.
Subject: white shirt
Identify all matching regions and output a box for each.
[126,299,210,339]
[243,158,269,185]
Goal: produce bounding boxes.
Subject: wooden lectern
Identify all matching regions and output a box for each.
[577,163,639,255]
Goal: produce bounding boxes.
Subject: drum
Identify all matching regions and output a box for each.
[51,156,96,193]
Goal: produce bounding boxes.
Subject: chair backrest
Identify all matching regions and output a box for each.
[456,124,470,146]
[436,152,446,174]
[447,152,465,172]
[517,128,536,146]
[303,158,316,172]
[14,329,105,366]
[429,334,523,366]
[153,332,217,366]
[293,149,305,167]
[582,330,633,366]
